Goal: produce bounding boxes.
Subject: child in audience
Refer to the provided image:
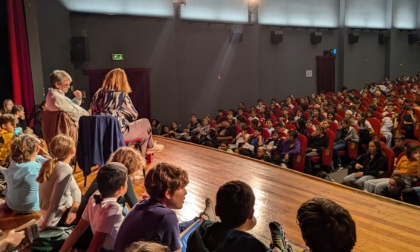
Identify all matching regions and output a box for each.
[248,126,264,153]
[294,197,356,252]
[253,146,268,161]
[37,134,81,229]
[265,130,280,154]
[60,162,128,252]
[219,141,233,153]
[11,105,28,132]
[233,125,250,145]
[187,180,276,252]
[0,114,18,167]
[2,99,14,114]
[2,134,47,213]
[114,163,190,251]
[265,119,275,134]
[273,130,301,168]
[71,147,146,250]
[125,241,171,252]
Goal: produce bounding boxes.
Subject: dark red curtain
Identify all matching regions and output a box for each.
[316,55,336,93]
[84,68,151,120]
[7,0,34,117]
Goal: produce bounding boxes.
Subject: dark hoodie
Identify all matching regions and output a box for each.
[186,221,270,252]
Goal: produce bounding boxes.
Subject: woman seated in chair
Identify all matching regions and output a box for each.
[91,68,163,155]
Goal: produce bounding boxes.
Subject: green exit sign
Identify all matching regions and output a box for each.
[112,54,124,61]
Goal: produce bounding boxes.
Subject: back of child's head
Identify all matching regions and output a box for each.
[288,130,298,139]
[108,147,145,176]
[36,134,75,183]
[144,163,189,199]
[216,180,255,229]
[97,162,128,198]
[0,114,17,130]
[297,197,356,252]
[125,241,171,252]
[10,134,40,163]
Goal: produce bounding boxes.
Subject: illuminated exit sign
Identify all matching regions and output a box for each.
[112,54,124,60]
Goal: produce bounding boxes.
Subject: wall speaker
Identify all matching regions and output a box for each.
[348,32,359,44]
[310,32,322,45]
[229,30,243,44]
[378,32,389,44]
[408,33,418,44]
[71,37,90,62]
[271,30,283,44]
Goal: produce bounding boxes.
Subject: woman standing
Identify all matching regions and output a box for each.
[91,68,163,155]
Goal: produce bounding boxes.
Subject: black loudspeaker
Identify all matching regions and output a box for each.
[310,32,322,45]
[271,30,283,44]
[408,33,418,44]
[229,30,243,43]
[71,37,90,62]
[348,32,359,44]
[378,32,389,44]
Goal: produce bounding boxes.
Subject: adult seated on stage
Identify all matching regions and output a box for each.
[46,70,89,127]
[342,140,387,189]
[90,68,163,155]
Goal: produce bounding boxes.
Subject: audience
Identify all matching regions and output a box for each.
[0,114,18,167]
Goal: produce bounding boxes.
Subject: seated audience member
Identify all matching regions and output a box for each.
[295,197,356,252]
[253,146,269,161]
[342,141,386,189]
[305,126,328,175]
[219,141,233,153]
[183,114,201,138]
[332,118,359,171]
[0,114,18,167]
[233,125,250,145]
[392,135,406,158]
[355,112,374,145]
[238,134,255,156]
[60,162,128,252]
[71,147,146,251]
[91,68,163,155]
[265,119,275,134]
[248,126,264,153]
[37,134,81,229]
[151,119,161,135]
[265,130,280,154]
[1,98,14,114]
[2,135,47,213]
[364,143,420,195]
[114,163,192,251]
[296,118,309,139]
[275,122,288,135]
[379,175,406,201]
[213,117,236,147]
[380,115,395,147]
[11,105,28,132]
[187,180,283,252]
[46,70,89,127]
[238,102,249,112]
[196,117,211,144]
[215,109,225,123]
[401,107,417,139]
[273,130,301,168]
[33,101,46,138]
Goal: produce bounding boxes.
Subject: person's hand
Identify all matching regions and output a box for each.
[5,229,25,247]
[73,90,83,99]
[284,154,289,160]
[312,148,317,152]
[354,172,363,178]
[65,211,76,225]
[355,163,362,169]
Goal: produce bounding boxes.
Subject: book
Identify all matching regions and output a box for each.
[12,219,40,251]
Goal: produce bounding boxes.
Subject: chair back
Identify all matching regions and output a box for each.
[366,118,381,140]
[292,134,307,173]
[41,110,78,145]
[76,115,125,182]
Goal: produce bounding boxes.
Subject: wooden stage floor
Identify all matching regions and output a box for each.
[127,136,420,252]
[2,136,419,251]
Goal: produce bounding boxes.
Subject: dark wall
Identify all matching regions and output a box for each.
[67,14,420,127]
[0,0,13,104]
[36,0,74,90]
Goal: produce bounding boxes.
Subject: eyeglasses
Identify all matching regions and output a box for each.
[61,83,71,88]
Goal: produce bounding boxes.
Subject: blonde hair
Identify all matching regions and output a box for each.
[101,68,132,93]
[125,241,171,252]
[10,134,40,163]
[50,70,72,87]
[107,147,146,175]
[36,134,75,183]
